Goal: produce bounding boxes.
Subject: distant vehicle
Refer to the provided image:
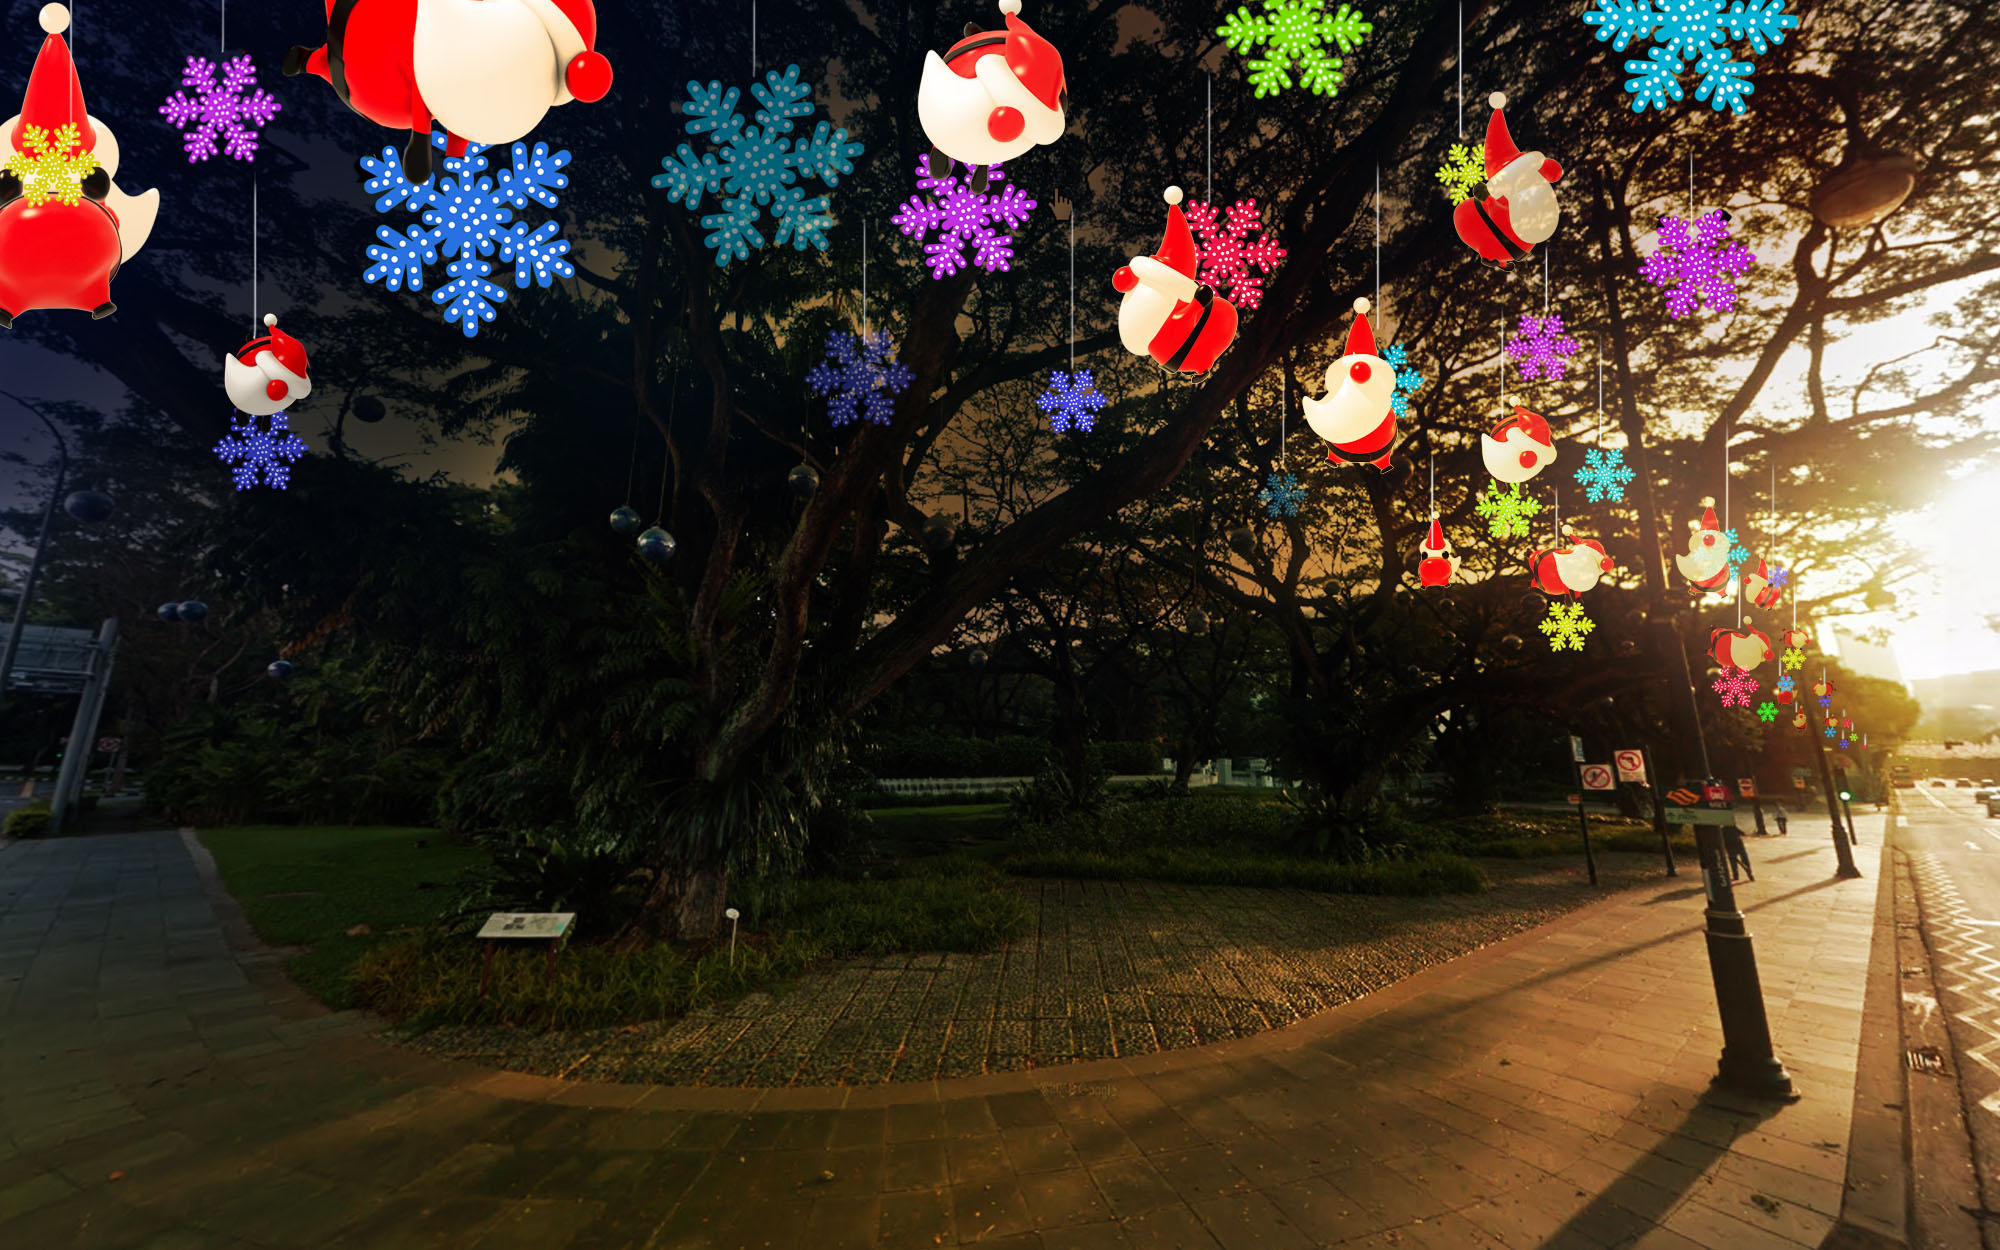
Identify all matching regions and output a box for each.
[1978,789,1994,803]
[1988,796,2000,818]
[1892,764,1915,789]
[1958,778,1976,787]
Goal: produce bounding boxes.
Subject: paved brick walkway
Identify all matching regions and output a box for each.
[0,826,1886,1249]
[405,857,1681,1087]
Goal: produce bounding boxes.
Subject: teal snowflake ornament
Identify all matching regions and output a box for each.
[1219,0,1373,100]
[652,64,865,267]
[1723,527,1752,581]
[1435,142,1485,204]
[1755,701,1777,722]
[1573,446,1636,503]
[1581,0,1800,115]
[1539,600,1595,652]
[1259,471,1306,518]
[1038,370,1107,433]
[360,132,575,338]
[1780,646,1804,672]
[1384,344,1424,419]
[1823,724,1836,739]
[1475,480,1542,540]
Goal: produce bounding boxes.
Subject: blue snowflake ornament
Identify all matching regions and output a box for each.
[1775,674,1794,693]
[1573,446,1636,503]
[1769,563,1788,588]
[1259,472,1306,518]
[214,412,308,490]
[808,331,914,427]
[1384,344,1424,418]
[652,64,864,267]
[1582,0,1800,115]
[360,133,575,338]
[159,53,280,163]
[1038,370,1107,433]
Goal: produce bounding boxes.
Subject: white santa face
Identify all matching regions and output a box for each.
[1489,152,1559,244]
[223,350,310,417]
[1714,631,1769,673]
[1676,528,1727,580]
[917,48,1064,168]
[1300,352,1395,445]
[414,0,563,146]
[1481,428,1556,484]
[1550,544,1609,595]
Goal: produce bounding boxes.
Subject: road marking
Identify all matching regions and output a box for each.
[1910,854,2000,1114]
[1899,816,1911,827]
[1968,841,1984,851]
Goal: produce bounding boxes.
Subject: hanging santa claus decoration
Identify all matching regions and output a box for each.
[918,0,1066,189]
[222,314,313,416]
[1527,525,1613,598]
[1674,497,1729,592]
[1741,556,1783,610]
[1453,92,1563,269]
[283,0,612,183]
[1708,621,1775,673]
[1791,709,1808,730]
[1783,627,1811,653]
[1112,186,1238,376]
[1481,406,1558,484]
[1301,298,1397,469]
[1417,514,1459,587]
[0,5,157,328]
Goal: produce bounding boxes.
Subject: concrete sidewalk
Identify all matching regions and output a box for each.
[0,825,1891,1249]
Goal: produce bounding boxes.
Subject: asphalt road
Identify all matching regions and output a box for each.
[1899,782,2000,1239]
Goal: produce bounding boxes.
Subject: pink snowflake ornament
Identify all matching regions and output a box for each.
[1711,665,1758,708]
[1184,198,1286,310]
[1504,313,1580,381]
[160,53,280,163]
[892,157,1036,280]
[1639,209,1754,318]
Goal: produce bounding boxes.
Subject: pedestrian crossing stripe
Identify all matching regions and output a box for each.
[1665,788,1700,807]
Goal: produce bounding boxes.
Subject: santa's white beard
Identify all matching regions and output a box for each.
[1118,286,1176,357]
[414,0,560,145]
[1677,542,1727,580]
[1481,433,1554,483]
[1301,365,1394,444]
[223,352,308,417]
[1550,547,1605,594]
[1500,181,1559,244]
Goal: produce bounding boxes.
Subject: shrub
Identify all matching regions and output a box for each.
[864,732,1049,778]
[1005,846,1487,896]
[1016,790,1293,855]
[1008,750,1109,825]
[4,801,51,837]
[1100,740,1164,774]
[450,826,649,938]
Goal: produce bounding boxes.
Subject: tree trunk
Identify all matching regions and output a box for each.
[628,852,732,943]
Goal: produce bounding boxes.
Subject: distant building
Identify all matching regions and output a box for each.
[1826,626,1906,686]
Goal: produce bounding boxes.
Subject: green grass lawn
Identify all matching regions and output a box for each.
[198,825,483,1008]
[864,803,1013,860]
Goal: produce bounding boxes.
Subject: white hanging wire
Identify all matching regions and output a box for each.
[861,220,868,337]
[752,0,757,78]
[1206,73,1212,205]
[1429,454,1436,515]
[1279,371,1287,464]
[1066,204,1075,373]
[1457,3,1463,138]
[220,0,225,53]
[1543,248,1549,315]
[251,176,257,333]
[1595,347,1604,447]
[1374,166,1381,321]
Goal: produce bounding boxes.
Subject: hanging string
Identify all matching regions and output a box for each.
[1688,149,1694,219]
[1553,485,1559,537]
[1429,453,1436,517]
[250,175,257,332]
[1456,3,1463,138]
[1500,316,1506,410]
[1374,166,1381,321]
[220,0,225,53]
[751,0,757,78]
[1206,73,1212,205]
[1723,414,1730,529]
[1280,371,1287,463]
[1066,203,1075,372]
[1543,248,1549,315]
[861,221,868,337]
[1595,348,1604,447]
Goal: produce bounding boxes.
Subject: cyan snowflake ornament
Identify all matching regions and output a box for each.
[1755,701,1777,722]
[1435,143,1484,204]
[1723,527,1752,581]
[1259,471,1306,518]
[1384,344,1424,419]
[1639,211,1754,318]
[1712,665,1757,708]
[1219,0,1372,99]
[159,54,280,163]
[652,64,864,267]
[1186,199,1286,310]
[214,412,308,490]
[1475,480,1542,540]
[1038,370,1107,433]
[1823,723,1836,739]
[1539,600,1594,652]
[891,157,1035,280]
[1573,447,1635,503]
[360,132,574,338]
[1581,0,1800,114]
[808,330,914,428]
[1505,313,1580,381]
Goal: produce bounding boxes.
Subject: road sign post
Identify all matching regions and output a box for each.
[1573,758,1603,886]
[1638,747,1674,876]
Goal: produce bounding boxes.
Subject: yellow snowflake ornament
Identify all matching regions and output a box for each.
[4,124,98,207]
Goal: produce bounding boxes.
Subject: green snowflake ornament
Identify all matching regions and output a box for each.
[1475,480,1543,540]
[1219,0,1373,100]
[1435,142,1485,204]
[1755,701,1777,722]
[1539,600,1594,652]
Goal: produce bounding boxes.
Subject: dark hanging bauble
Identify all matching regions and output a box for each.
[1186,609,1210,637]
[1617,639,1640,656]
[609,505,642,535]
[267,659,295,681]
[156,602,180,622]
[636,526,677,564]
[177,600,209,623]
[1518,592,1546,616]
[788,464,821,497]
[64,490,114,524]
[920,513,958,553]
[1499,634,1524,655]
[1226,525,1255,557]
[968,648,989,670]
[352,396,388,423]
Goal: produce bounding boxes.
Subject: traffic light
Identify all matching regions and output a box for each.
[1839,787,1853,802]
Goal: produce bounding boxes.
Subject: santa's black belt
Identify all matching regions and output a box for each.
[1472,197,1531,261]
[1164,286,1216,372]
[944,34,1008,66]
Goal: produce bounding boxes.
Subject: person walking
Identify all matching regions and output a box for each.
[1722,819,1755,882]
[1773,804,1788,836]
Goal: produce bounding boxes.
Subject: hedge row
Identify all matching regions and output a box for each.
[863,734,1162,778]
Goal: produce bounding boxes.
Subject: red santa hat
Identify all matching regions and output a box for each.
[997,0,1065,115]
[1693,495,1720,532]
[1344,295,1378,358]
[1422,515,1448,553]
[1156,184,1197,280]
[1482,92,1562,184]
[238,314,311,391]
[516,0,612,102]
[11,6,93,154]
[1490,405,1553,450]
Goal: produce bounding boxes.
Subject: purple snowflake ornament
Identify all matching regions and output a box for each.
[1185,198,1286,310]
[1037,370,1107,433]
[1639,210,1754,318]
[1504,313,1580,381]
[891,158,1036,279]
[160,54,280,163]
